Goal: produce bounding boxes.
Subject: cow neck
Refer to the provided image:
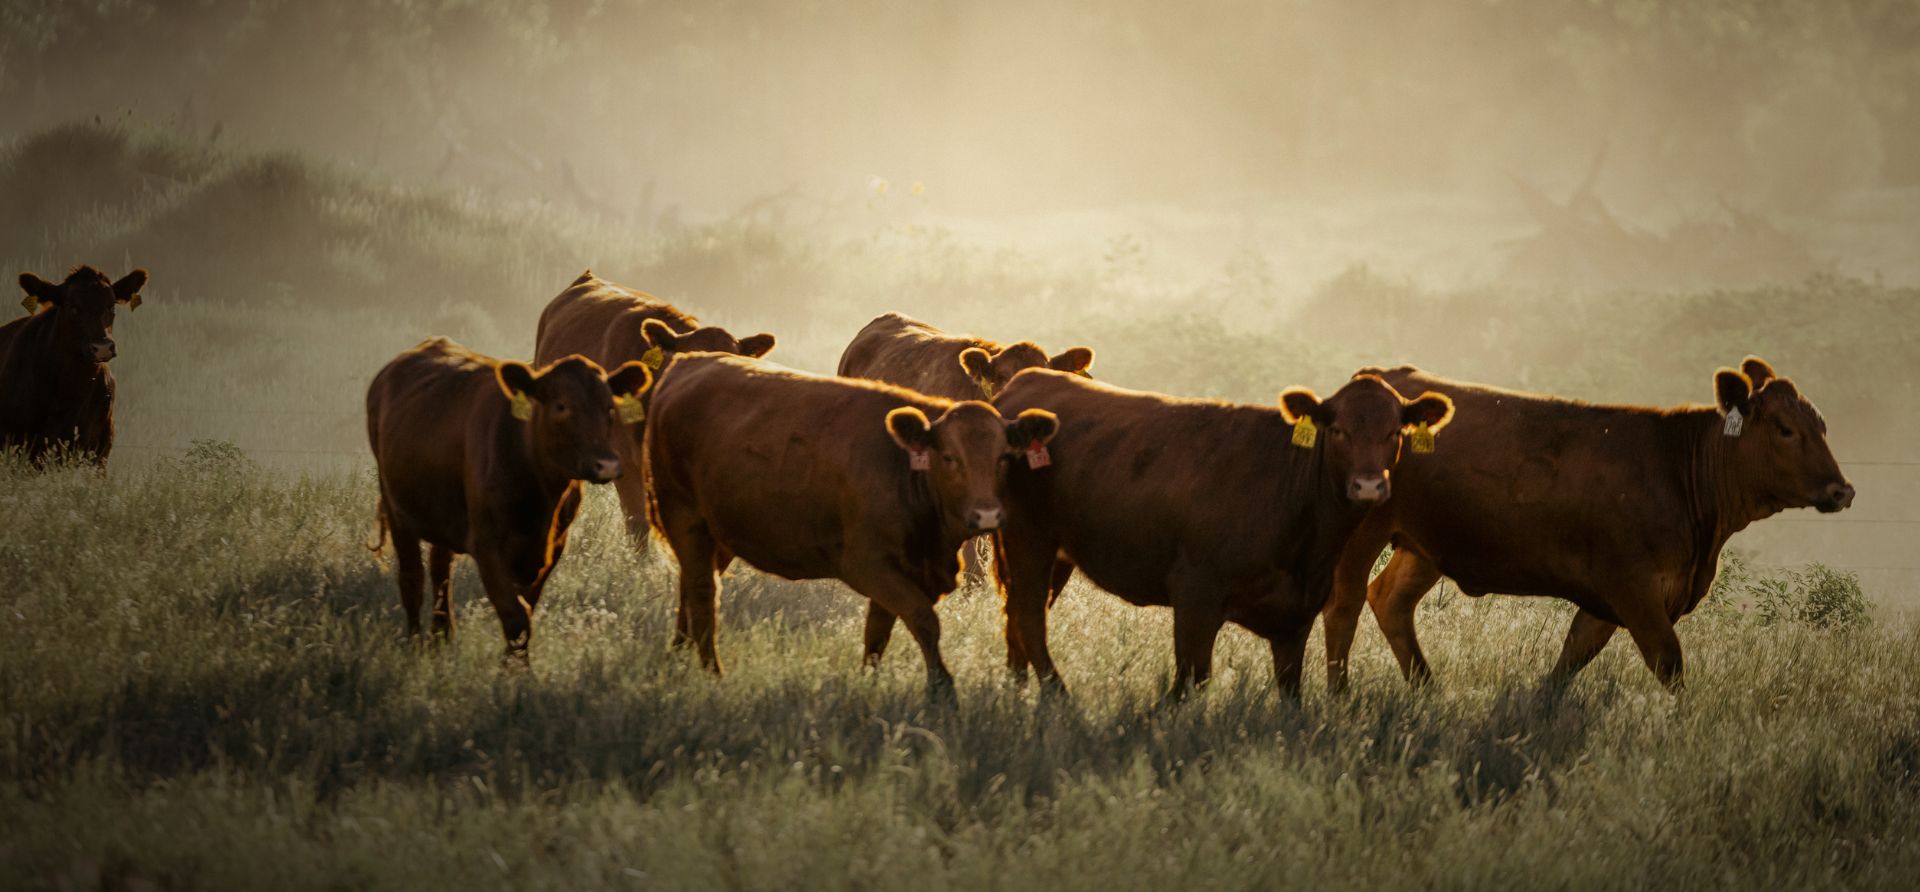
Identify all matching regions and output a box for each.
[897,456,958,555]
[1686,409,1768,544]
[30,311,108,407]
[1268,419,1367,556]
[493,408,576,504]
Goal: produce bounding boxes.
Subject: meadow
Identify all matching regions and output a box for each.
[4,121,1919,888]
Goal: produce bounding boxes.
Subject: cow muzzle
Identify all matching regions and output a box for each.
[1348,473,1391,503]
[86,340,116,363]
[968,506,1005,533]
[1816,481,1855,513]
[583,457,622,484]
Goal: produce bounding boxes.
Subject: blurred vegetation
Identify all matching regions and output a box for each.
[2,452,1917,888]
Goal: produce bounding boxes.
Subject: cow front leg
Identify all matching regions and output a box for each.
[1547,609,1617,684]
[862,601,896,669]
[472,553,533,664]
[1366,549,1443,685]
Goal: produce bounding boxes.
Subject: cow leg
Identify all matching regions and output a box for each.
[1167,575,1228,701]
[428,544,456,641]
[611,457,654,555]
[472,553,533,663]
[997,523,1066,692]
[1617,605,1685,691]
[391,531,427,638]
[852,573,956,705]
[1547,609,1617,683]
[1323,520,1391,694]
[1231,600,1314,700]
[1366,549,1443,685]
[862,601,897,669]
[665,523,724,675]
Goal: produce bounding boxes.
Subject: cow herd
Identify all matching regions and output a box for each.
[3,264,1858,704]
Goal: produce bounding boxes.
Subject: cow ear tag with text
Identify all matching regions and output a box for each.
[510,391,535,421]
[1723,407,1744,437]
[976,378,997,399]
[1291,416,1317,449]
[640,346,665,370]
[1026,439,1052,469]
[909,446,931,471]
[614,395,645,424]
[1411,421,1436,454]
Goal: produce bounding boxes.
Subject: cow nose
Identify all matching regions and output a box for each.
[88,340,116,362]
[969,507,1004,532]
[1348,473,1390,503]
[1821,482,1855,512]
[586,457,622,483]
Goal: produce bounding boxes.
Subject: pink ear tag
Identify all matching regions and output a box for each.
[1025,439,1051,469]
[909,447,931,471]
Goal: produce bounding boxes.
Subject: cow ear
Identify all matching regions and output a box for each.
[641,318,680,350]
[1006,408,1060,449]
[18,273,56,310]
[1402,392,1455,433]
[738,332,777,358]
[497,361,540,400]
[1714,368,1753,416]
[604,361,653,397]
[112,269,148,308]
[1278,387,1324,424]
[885,406,934,450]
[1741,356,1775,391]
[1048,346,1094,374]
[959,347,993,379]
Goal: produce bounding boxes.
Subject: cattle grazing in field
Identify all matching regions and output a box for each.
[1,266,148,465]
[990,369,1455,699]
[1319,358,1855,692]
[366,337,653,659]
[534,270,776,544]
[645,353,1060,702]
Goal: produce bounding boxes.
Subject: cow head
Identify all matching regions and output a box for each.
[1714,356,1854,514]
[17,266,147,364]
[959,342,1095,399]
[887,401,1060,534]
[640,318,776,373]
[1280,375,1454,504]
[496,355,654,484]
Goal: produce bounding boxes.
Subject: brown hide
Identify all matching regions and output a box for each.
[1320,361,1853,692]
[1,265,147,465]
[837,312,1093,401]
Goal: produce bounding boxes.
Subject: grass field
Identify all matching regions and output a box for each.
[5,121,1920,888]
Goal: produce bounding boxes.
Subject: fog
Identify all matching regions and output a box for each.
[7,0,1918,287]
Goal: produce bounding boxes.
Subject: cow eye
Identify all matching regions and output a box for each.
[942,454,958,468]
[1774,420,1794,439]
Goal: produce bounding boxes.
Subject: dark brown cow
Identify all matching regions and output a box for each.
[992,369,1455,699]
[645,353,1060,701]
[1,266,148,465]
[535,270,776,544]
[1320,358,1855,692]
[837,311,1094,400]
[367,337,652,659]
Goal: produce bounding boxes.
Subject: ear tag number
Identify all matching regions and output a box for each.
[976,377,997,399]
[614,395,646,424]
[1026,439,1052,469]
[1411,421,1435,454]
[1291,416,1317,449]
[908,447,931,471]
[1723,407,1743,437]
[510,391,535,421]
[640,346,665,370]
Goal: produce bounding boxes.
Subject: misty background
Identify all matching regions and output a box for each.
[2,0,1917,599]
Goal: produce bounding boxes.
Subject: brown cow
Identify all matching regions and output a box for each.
[534,270,775,543]
[367,337,653,659]
[991,369,1455,699]
[1,266,148,465]
[645,353,1060,702]
[1319,358,1855,692]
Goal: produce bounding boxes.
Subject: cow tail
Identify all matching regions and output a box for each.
[366,499,391,568]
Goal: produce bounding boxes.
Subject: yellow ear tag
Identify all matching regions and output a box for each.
[1291,416,1317,449]
[977,377,997,399]
[509,391,534,421]
[126,293,141,310]
[21,294,36,314]
[640,347,665,370]
[614,395,646,424]
[1411,421,1435,454]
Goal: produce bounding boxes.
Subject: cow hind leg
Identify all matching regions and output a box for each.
[862,602,896,669]
[1547,609,1617,684]
[391,531,427,638]
[1366,550,1443,685]
[428,544,456,641]
[1323,521,1391,694]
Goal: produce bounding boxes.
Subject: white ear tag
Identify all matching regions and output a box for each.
[1723,407,1743,437]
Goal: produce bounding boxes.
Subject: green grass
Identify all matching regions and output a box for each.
[2,454,1917,889]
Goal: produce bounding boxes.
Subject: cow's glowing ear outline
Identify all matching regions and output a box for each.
[886,406,934,450]
[1402,392,1455,434]
[604,361,653,398]
[959,347,993,379]
[18,273,56,312]
[496,361,540,403]
[1006,408,1060,449]
[738,332,777,358]
[1048,346,1094,374]
[1278,387,1323,425]
[1740,356,1775,391]
[641,318,680,350]
[112,269,148,309]
[1713,368,1753,416]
